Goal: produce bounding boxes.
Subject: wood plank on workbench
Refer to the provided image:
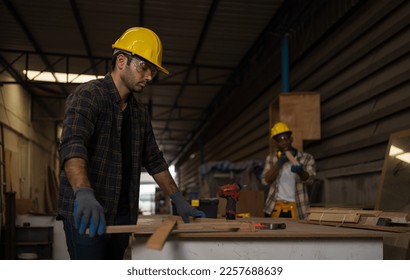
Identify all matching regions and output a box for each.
[169,220,399,238]
[146,217,177,250]
[309,208,409,225]
[309,208,383,217]
[105,217,254,234]
[308,212,360,223]
[131,218,399,238]
[303,220,410,233]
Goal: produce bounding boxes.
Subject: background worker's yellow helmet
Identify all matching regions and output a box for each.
[112,27,169,74]
[271,122,292,138]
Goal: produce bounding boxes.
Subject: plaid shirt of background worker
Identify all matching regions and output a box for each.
[262,150,316,219]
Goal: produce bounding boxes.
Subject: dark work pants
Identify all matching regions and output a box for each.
[63,212,131,260]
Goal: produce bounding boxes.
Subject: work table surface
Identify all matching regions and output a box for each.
[132,215,405,239]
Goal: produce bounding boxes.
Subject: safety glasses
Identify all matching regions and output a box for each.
[131,56,158,78]
[274,133,291,143]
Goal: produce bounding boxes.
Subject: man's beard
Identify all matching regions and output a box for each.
[132,87,143,94]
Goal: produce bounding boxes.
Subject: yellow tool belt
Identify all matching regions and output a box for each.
[271,200,297,219]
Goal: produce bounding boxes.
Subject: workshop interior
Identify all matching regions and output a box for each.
[1,0,410,260]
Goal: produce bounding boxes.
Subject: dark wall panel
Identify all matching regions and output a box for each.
[177,0,410,208]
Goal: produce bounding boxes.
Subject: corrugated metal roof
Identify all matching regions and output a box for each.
[0,0,283,163]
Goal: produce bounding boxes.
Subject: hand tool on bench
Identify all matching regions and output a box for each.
[254,222,286,230]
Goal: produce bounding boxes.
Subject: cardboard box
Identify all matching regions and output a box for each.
[218,190,265,218]
[16,199,33,214]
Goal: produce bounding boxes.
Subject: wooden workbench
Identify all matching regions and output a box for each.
[130,216,404,260]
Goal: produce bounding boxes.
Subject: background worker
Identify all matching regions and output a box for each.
[262,122,316,219]
[57,27,205,260]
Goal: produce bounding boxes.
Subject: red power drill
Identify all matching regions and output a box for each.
[217,183,242,220]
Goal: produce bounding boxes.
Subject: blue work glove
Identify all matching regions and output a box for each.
[73,188,106,237]
[291,163,304,174]
[170,192,206,223]
[277,151,288,166]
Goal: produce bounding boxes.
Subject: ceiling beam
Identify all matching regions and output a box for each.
[0,49,233,87]
[0,53,60,119]
[171,0,315,165]
[160,0,220,139]
[139,0,145,26]
[3,0,69,96]
[0,48,234,69]
[69,0,99,76]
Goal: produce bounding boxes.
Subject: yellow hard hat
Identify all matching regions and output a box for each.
[271,122,292,138]
[112,27,169,74]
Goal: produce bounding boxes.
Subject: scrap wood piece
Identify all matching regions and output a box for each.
[361,216,392,226]
[379,212,410,224]
[309,208,382,217]
[176,217,234,224]
[285,151,299,166]
[174,216,255,232]
[309,208,410,225]
[146,216,178,250]
[308,212,360,223]
[174,221,254,232]
[103,218,255,234]
[103,216,168,234]
[303,220,409,233]
[104,225,140,234]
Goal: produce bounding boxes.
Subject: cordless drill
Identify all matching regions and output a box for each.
[217,183,242,220]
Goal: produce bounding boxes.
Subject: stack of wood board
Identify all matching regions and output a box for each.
[306,208,410,233]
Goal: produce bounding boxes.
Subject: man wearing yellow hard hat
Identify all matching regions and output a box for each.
[262,122,316,220]
[57,27,205,260]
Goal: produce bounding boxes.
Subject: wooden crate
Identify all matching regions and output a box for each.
[269,92,321,152]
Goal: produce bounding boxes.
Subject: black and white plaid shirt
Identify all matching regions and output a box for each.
[58,74,168,225]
